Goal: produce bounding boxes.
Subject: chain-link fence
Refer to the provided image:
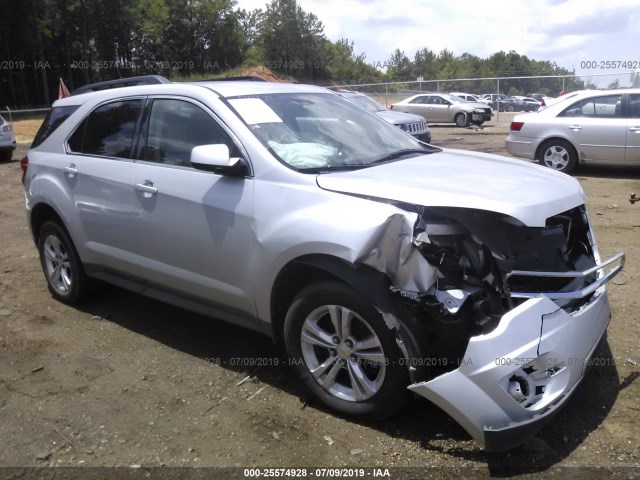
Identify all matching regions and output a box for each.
[328,71,639,108]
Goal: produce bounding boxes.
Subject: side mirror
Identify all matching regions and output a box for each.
[190,144,246,176]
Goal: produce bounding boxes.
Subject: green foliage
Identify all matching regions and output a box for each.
[0,0,592,107]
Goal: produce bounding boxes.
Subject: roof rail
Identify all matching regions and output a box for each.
[71,75,171,96]
[189,76,269,82]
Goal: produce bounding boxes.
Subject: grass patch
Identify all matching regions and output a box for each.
[13,119,42,144]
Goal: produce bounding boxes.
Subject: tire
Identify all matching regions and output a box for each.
[506,104,515,112]
[455,112,469,127]
[284,282,411,420]
[38,221,89,304]
[0,151,12,162]
[537,139,578,174]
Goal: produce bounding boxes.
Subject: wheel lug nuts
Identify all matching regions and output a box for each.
[345,339,353,348]
[330,349,337,356]
[332,336,340,344]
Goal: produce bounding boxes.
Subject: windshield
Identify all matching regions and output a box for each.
[346,94,386,113]
[227,92,436,172]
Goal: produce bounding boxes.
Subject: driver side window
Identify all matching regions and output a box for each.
[143,99,239,167]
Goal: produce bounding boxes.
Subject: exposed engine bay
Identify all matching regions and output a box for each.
[390,204,617,377]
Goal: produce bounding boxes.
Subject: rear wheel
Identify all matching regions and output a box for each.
[506,104,515,112]
[0,151,12,162]
[537,139,577,174]
[455,112,469,127]
[38,221,89,304]
[284,282,410,420]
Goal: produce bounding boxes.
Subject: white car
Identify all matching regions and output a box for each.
[506,89,640,173]
[449,92,482,103]
[0,114,16,162]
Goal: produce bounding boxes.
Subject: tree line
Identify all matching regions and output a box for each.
[0,0,583,108]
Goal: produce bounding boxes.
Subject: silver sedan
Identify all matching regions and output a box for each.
[506,89,640,174]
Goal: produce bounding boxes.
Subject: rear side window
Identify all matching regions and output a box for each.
[32,106,79,148]
[630,94,640,118]
[68,99,142,158]
[561,95,622,118]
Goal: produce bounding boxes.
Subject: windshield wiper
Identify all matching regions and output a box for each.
[370,148,432,164]
[305,163,372,173]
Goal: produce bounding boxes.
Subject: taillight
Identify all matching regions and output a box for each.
[510,122,524,132]
[21,155,28,184]
[540,99,546,107]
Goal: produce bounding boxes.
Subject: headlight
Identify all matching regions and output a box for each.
[474,108,485,113]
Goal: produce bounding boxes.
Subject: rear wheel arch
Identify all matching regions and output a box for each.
[30,203,66,245]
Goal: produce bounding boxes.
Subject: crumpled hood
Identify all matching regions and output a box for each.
[316,150,585,227]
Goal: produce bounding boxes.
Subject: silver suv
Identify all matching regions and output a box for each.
[0,113,16,161]
[23,76,624,451]
[337,91,431,143]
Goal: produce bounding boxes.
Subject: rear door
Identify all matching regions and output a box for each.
[65,98,143,272]
[131,97,256,315]
[559,94,627,163]
[626,93,640,162]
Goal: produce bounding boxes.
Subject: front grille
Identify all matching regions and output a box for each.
[402,122,427,134]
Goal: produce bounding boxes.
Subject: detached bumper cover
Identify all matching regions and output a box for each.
[408,252,624,451]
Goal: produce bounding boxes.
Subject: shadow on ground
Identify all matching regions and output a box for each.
[74,284,625,475]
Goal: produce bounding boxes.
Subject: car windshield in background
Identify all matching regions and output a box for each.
[347,94,387,113]
[228,93,436,172]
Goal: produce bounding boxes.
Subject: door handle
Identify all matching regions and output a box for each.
[630,126,640,133]
[568,125,582,131]
[63,164,78,176]
[135,181,158,196]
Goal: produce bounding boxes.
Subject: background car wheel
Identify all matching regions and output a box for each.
[506,104,515,112]
[537,139,577,174]
[455,112,469,127]
[38,221,89,304]
[284,282,410,420]
[0,151,12,162]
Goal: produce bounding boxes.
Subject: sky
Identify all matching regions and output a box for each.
[235,0,640,87]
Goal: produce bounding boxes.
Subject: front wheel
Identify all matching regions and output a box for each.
[537,139,578,174]
[506,104,515,112]
[455,112,469,127]
[38,221,89,304]
[284,282,410,420]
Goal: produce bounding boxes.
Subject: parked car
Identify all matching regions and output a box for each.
[0,114,17,162]
[338,90,431,143]
[480,94,531,112]
[506,89,640,174]
[23,76,624,451]
[391,93,492,127]
[449,92,482,103]
[512,96,541,111]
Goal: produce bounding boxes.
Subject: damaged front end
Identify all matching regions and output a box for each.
[389,205,624,450]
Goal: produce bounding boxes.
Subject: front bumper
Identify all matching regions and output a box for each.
[408,253,624,451]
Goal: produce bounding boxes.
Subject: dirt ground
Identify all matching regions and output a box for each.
[0,114,638,479]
